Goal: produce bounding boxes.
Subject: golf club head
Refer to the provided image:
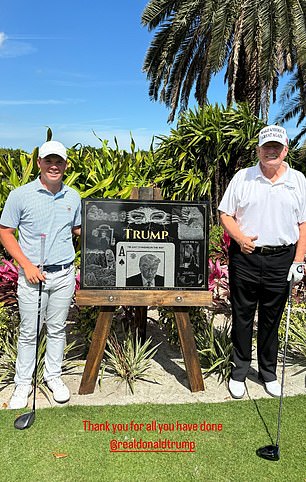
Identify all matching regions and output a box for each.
[256,444,280,461]
[14,410,35,430]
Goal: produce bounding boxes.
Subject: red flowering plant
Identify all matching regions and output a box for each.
[75,271,80,291]
[0,259,19,306]
[208,228,231,310]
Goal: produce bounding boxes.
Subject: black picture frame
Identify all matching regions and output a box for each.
[80,198,209,290]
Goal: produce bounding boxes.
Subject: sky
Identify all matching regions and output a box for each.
[0,1,301,153]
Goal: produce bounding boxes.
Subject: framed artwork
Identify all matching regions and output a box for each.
[80,198,209,290]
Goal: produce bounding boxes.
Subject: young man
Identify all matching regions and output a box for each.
[0,140,81,409]
[218,125,306,399]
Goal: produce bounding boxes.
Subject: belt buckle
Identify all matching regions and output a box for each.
[260,246,271,254]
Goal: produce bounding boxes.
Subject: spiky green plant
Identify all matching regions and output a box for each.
[279,302,306,365]
[0,304,19,353]
[100,330,160,394]
[196,317,233,382]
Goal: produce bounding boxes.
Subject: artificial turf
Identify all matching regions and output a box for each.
[1,395,305,482]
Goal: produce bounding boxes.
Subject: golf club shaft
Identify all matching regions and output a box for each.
[32,234,46,412]
[275,277,293,447]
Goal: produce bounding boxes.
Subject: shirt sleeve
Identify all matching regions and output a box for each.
[297,172,306,224]
[73,194,82,227]
[218,172,240,216]
[0,190,21,228]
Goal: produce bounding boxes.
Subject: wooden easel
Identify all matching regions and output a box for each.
[76,188,212,395]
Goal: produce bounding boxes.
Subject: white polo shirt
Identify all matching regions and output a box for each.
[218,162,306,246]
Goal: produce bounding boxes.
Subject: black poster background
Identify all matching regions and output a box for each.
[81,198,209,290]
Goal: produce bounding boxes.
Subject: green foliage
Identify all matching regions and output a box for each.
[142,0,306,122]
[275,69,306,147]
[101,329,160,394]
[0,131,159,209]
[279,302,306,364]
[0,148,39,210]
[1,118,304,230]
[0,304,19,354]
[158,306,210,345]
[196,317,233,382]
[209,225,225,258]
[72,305,134,358]
[158,306,233,381]
[153,103,264,223]
[64,136,158,199]
[290,143,306,177]
[72,305,101,357]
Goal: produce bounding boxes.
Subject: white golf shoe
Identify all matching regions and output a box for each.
[9,384,32,409]
[228,378,245,399]
[265,380,281,397]
[46,377,70,403]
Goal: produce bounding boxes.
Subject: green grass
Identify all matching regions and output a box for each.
[0,396,305,482]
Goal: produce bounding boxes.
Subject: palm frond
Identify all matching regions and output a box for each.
[142,0,306,121]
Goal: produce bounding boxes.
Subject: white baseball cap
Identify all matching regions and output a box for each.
[39,140,67,160]
[258,125,288,147]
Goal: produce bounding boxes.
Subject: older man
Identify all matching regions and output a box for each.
[126,253,164,287]
[0,140,81,409]
[218,125,306,399]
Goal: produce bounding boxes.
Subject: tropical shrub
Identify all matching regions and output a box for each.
[279,301,306,364]
[196,317,233,382]
[293,144,306,177]
[72,305,101,357]
[152,103,265,223]
[157,307,207,346]
[0,259,18,305]
[0,303,19,354]
[158,306,233,381]
[66,137,158,200]
[0,131,159,212]
[0,148,39,211]
[100,329,160,394]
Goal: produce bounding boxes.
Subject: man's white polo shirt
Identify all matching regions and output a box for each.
[218,162,306,246]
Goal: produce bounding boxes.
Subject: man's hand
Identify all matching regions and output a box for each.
[239,235,258,254]
[287,262,305,284]
[23,263,46,284]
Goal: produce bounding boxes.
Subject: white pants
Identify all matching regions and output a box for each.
[15,265,75,385]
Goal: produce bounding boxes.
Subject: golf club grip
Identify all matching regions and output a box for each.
[288,276,293,300]
[285,277,294,343]
[39,234,46,272]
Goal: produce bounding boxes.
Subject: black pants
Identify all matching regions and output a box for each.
[228,241,295,382]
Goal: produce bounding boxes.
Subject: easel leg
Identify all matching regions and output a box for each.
[78,306,115,395]
[134,306,147,344]
[174,307,204,392]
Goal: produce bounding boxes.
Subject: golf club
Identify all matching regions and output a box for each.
[14,233,46,430]
[256,276,294,461]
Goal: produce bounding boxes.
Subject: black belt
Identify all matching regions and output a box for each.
[43,261,74,272]
[253,244,293,255]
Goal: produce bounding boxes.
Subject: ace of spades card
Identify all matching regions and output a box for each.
[116,242,175,288]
